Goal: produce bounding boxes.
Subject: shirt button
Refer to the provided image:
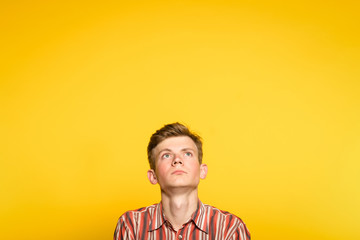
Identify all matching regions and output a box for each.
[179,235,182,239]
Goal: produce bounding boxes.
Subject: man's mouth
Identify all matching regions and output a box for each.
[172,170,186,175]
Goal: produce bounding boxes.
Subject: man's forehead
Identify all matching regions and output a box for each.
[154,136,198,152]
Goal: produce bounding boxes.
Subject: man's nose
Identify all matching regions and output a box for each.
[171,154,183,166]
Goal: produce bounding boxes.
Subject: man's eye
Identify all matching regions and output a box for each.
[185,152,192,157]
[163,154,171,159]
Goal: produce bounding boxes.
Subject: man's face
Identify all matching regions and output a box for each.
[147,136,207,191]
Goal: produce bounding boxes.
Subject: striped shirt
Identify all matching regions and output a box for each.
[114,200,250,240]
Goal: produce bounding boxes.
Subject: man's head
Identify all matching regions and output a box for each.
[147,123,203,170]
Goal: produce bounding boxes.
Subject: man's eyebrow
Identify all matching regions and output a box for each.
[157,148,195,154]
[157,148,172,155]
[181,148,196,152]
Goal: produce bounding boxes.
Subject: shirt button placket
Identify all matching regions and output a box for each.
[178,235,182,239]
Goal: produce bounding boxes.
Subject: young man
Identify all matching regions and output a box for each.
[114,123,250,240]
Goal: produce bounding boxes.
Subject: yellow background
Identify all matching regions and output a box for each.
[1,1,359,239]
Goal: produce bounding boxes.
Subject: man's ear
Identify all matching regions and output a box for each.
[200,164,208,179]
[147,169,158,185]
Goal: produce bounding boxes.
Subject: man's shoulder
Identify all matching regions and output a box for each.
[201,202,251,239]
[202,203,246,223]
[119,203,159,219]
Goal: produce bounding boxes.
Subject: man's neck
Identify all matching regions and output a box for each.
[160,189,199,231]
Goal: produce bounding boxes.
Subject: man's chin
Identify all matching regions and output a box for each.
[161,184,198,192]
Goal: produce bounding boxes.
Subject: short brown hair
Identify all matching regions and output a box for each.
[147,122,203,170]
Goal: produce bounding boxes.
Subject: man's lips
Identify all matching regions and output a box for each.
[171,170,187,175]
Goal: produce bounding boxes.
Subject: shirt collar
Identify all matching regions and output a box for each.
[149,202,166,231]
[191,200,208,233]
[148,200,208,233]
